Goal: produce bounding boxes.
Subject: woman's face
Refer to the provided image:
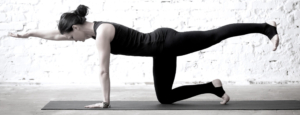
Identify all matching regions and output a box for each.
[64,25,88,42]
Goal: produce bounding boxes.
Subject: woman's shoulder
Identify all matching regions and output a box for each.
[95,22,115,42]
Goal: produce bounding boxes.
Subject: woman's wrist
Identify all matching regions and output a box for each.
[27,30,34,37]
[103,101,110,104]
[102,101,110,108]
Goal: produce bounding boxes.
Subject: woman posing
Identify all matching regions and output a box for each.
[9,5,279,108]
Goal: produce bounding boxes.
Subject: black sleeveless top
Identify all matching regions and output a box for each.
[92,21,165,56]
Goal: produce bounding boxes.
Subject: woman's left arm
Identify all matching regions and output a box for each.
[85,26,111,108]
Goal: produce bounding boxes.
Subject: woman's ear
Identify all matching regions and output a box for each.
[72,25,79,30]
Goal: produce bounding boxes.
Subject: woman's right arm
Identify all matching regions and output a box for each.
[9,29,70,41]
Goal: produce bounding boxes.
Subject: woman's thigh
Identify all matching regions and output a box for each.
[162,28,217,56]
[152,56,177,95]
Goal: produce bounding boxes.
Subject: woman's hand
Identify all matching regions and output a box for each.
[8,32,30,38]
[85,102,111,108]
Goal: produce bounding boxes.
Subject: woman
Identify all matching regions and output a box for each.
[9,5,279,108]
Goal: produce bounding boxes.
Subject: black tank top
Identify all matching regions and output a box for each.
[92,21,165,56]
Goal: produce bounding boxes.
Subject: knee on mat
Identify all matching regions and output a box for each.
[157,97,174,104]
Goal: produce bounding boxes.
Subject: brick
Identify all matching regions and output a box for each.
[287,14,294,23]
[293,10,300,20]
[296,1,300,9]
[224,2,246,10]
[189,1,213,10]
[186,19,205,28]
[159,10,178,20]
[0,0,5,4]
[16,0,40,5]
[284,0,294,13]
[0,13,6,22]
[294,19,300,26]
[37,22,57,29]
[52,4,70,14]
[0,4,12,12]
[269,10,285,19]
[132,2,161,10]
[161,2,176,10]
[190,1,246,10]
[1,71,18,79]
[26,71,47,79]
[0,31,8,38]
[3,38,27,48]
[11,56,31,65]
[170,2,191,10]
[189,10,206,19]
[36,62,58,72]
[10,12,26,22]
[284,28,300,37]
[34,1,62,15]
[24,22,37,31]
[133,19,151,29]
[18,4,33,13]
[161,20,179,28]
[216,11,236,19]
[103,1,132,10]
[0,22,23,30]
[0,55,8,65]
[249,1,277,9]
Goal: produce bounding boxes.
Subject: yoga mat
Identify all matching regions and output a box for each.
[41,100,300,110]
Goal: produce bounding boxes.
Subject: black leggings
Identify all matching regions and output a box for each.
[153,22,277,104]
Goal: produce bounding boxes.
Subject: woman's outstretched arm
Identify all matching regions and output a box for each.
[9,29,70,41]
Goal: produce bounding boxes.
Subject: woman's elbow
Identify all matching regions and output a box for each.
[100,71,109,76]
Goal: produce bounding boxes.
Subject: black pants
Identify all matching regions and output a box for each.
[153,22,276,104]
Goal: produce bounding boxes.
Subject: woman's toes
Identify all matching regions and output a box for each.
[271,34,279,51]
[266,21,276,27]
[220,93,230,105]
[211,79,229,104]
[265,21,279,51]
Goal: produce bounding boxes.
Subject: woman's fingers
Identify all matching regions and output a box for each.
[85,104,99,108]
[8,32,15,37]
[8,32,20,38]
[85,103,102,108]
[8,32,29,38]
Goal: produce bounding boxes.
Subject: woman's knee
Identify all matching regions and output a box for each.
[157,96,174,104]
[155,92,174,104]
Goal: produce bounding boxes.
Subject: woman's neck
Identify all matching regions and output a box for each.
[81,21,95,38]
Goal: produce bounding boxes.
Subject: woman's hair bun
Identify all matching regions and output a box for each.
[74,4,89,17]
[58,4,89,34]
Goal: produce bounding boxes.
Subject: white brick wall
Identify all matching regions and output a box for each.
[0,0,299,86]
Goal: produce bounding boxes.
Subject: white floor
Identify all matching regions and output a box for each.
[1,84,300,115]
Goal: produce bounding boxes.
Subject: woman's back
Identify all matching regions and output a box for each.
[92,21,169,56]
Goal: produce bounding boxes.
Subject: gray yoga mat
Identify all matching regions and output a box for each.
[41,100,300,110]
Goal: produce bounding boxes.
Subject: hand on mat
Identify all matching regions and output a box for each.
[8,32,30,38]
[85,102,110,108]
[85,103,103,108]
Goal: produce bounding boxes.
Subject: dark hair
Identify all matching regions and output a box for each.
[58,5,89,34]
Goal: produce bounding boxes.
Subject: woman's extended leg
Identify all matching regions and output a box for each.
[152,22,278,104]
[162,22,279,56]
[152,55,228,104]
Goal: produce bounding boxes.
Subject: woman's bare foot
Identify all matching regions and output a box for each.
[212,79,230,105]
[266,21,280,51]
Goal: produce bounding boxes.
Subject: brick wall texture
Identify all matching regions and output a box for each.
[0,0,300,86]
